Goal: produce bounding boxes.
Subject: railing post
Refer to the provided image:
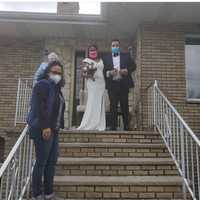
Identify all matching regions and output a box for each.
[180,124,187,199]
[15,78,21,126]
[153,80,158,129]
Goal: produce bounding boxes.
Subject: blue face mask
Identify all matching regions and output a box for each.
[112,47,120,54]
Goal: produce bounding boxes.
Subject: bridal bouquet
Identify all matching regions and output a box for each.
[81,58,97,81]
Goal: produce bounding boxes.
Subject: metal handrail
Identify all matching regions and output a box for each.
[15,78,33,126]
[148,80,200,200]
[156,83,200,147]
[0,125,34,200]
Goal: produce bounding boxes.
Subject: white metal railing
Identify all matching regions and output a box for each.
[148,80,200,200]
[15,78,33,126]
[0,125,34,200]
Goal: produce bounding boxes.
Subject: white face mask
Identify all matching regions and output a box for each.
[49,74,61,84]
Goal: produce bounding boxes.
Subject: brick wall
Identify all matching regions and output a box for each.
[131,29,142,130]
[0,37,134,158]
[0,37,133,131]
[0,38,43,131]
[0,38,43,158]
[136,23,200,135]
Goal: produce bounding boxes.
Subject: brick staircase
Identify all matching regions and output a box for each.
[53,130,189,199]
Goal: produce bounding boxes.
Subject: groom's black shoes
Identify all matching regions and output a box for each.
[124,126,129,131]
[110,127,129,131]
[111,127,117,131]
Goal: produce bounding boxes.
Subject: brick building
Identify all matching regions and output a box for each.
[0,3,200,198]
[0,2,200,157]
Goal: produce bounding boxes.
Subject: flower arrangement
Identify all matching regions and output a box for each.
[81,58,97,81]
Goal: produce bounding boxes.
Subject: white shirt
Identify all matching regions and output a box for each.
[112,54,122,80]
[106,53,121,78]
[112,54,120,71]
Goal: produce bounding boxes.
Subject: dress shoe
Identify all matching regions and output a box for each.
[32,195,43,200]
[44,193,64,200]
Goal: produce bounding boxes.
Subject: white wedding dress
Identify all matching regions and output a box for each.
[78,58,106,131]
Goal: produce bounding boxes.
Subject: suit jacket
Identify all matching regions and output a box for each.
[27,79,65,138]
[102,52,136,92]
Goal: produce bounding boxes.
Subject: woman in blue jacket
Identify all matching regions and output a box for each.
[27,60,65,200]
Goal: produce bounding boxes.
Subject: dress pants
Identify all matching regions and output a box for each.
[108,82,129,130]
[32,131,58,197]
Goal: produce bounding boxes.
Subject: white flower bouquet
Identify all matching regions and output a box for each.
[81,58,97,81]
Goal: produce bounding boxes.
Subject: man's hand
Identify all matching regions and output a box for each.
[42,128,51,140]
[110,69,118,76]
[119,69,128,76]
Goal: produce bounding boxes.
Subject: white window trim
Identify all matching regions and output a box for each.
[185,35,200,103]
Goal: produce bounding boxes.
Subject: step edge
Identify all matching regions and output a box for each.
[54,175,182,186]
[60,130,159,135]
[59,143,165,148]
[57,157,174,165]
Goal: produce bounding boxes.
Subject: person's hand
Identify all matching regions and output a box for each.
[82,71,88,78]
[42,128,51,140]
[119,69,128,76]
[110,69,118,76]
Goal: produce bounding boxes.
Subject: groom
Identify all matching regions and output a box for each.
[103,39,136,131]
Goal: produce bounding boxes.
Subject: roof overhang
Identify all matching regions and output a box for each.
[0,2,200,40]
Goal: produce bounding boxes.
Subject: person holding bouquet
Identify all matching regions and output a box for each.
[78,45,106,131]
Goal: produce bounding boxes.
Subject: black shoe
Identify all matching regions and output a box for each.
[32,195,44,200]
[124,126,129,131]
[44,194,64,200]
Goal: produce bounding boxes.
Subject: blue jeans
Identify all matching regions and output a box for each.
[32,131,58,197]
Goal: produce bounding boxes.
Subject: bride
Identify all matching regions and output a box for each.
[77,45,106,131]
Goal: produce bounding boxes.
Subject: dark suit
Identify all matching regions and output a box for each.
[103,52,136,130]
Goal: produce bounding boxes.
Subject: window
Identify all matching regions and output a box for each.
[185,37,200,102]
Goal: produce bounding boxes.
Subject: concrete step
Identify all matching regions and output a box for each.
[56,157,178,176]
[53,175,185,199]
[59,143,170,158]
[59,130,162,144]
